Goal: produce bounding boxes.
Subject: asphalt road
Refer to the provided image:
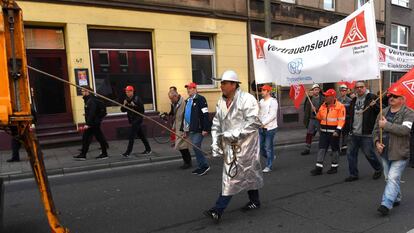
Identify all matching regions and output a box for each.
[3,145,414,233]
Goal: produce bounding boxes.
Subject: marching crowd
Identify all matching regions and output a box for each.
[6,70,414,223]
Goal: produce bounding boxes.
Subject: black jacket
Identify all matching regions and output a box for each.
[83,95,101,126]
[181,94,211,133]
[121,95,145,124]
[348,93,380,135]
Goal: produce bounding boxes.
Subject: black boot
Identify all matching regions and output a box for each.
[326,167,338,174]
[310,167,322,176]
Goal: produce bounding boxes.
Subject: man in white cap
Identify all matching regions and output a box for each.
[204,70,263,223]
[302,84,324,155]
[337,84,352,154]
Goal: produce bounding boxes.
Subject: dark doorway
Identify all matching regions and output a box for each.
[27,50,73,125]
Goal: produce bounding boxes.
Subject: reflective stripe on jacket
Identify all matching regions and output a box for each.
[316,100,346,132]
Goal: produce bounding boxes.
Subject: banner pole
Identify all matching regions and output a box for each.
[379,76,383,144]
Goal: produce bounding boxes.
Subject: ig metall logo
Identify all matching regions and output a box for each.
[288,58,303,74]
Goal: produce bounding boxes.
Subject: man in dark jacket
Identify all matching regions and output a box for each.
[182,82,211,176]
[74,87,108,160]
[121,85,151,157]
[301,84,324,155]
[344,81,382,182]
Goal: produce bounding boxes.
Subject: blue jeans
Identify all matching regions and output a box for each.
[259,128,277,169]
[189,132,208,169]
[380,158,408,209]
[347,135,382,177]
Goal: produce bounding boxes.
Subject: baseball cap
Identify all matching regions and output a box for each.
[125,85,134,91]
[185,82,197,89]
[261,85,272,91]
[323,89,337,97]
[387,85,405,97]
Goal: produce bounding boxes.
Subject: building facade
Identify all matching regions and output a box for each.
[0,0,250,149]
[384,0,414,86]
[0,0,389,149]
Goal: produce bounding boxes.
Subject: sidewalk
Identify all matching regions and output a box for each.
[0,127,312,181]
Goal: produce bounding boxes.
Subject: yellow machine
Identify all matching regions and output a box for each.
[0,0,68,232]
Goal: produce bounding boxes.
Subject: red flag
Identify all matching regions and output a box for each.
[390,68,414,110]
[289,84,305,109]
[338,81,356,89]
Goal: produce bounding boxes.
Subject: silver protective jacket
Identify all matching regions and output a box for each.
[211,89,264,196]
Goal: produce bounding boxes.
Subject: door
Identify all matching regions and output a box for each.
[27,50,73,125]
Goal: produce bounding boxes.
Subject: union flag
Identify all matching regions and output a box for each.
[289,84,305,109]
[390,67,414,110]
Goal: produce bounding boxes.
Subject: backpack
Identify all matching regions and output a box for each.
[96,98,107,119]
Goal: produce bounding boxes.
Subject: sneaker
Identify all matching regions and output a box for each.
[262,167,272,173]
[141,150,152,155]
[197,166,210,176]
[393,201,400,207]
[179,163,192,169]
[301,149,310,155]
[95,154,109,160]
[6,158,20,163]
[344,176,359,182]
[241,202,260,211]
[326,167,338,174]
[192,168,201,174]
[203,209,221,223]
[377,205,389,216]
[121,152,130,158]
[73,155,86,161]
[372,170,382,180]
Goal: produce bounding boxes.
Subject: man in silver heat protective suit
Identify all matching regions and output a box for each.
[203,70,263,223]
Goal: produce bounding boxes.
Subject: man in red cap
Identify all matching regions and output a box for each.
[258,84,278,172]
[310,89,346,175]
[373,85,414,216]
[120,85,152,157]
[182,82,211,176]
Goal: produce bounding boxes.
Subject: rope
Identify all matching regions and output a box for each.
[27,65,212,157]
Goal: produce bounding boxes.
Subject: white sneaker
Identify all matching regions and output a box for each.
[262,167,272,173]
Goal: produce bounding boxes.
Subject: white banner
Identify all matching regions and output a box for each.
[251,1,380,86]
[378,43,414,71]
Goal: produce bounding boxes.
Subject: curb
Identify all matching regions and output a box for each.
[1,139,317,182]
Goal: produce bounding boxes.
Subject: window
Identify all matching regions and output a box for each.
[88,29,155,113]
[118,51,128,67]
[323,0,335,11]
[391,24,409,51]
[392,0,409,8]
[390,72,405,84]
[281,0,295,3]
[356,0,368,8]
[24,28,65,49]
[191,35,216,88]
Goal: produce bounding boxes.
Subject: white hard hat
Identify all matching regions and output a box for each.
[220,70,241,83]
[311,84,320,90]
[339,84,348,90]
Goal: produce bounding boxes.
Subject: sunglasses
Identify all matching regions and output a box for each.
[355,86,365,89]
[389,94,402,99]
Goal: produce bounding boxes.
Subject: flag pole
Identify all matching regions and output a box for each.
[305,89,317,115]
[255,82,260,101]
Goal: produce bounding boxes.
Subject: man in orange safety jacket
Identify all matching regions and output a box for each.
[310,88,346,176]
